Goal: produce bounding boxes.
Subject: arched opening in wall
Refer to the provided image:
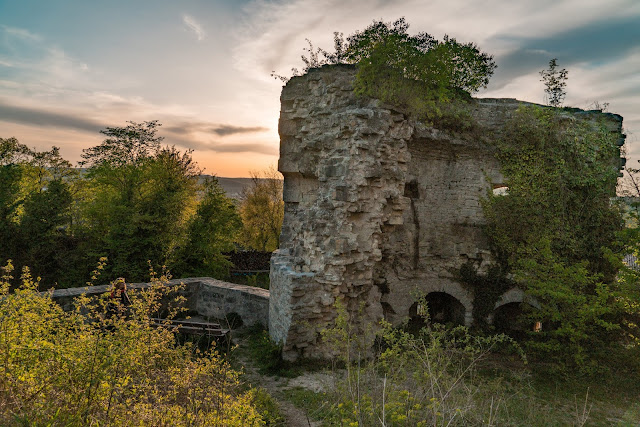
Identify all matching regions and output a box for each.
[409,292,466,331]
[493,302,539,340]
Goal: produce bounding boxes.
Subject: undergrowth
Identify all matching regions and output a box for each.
[0,261,266,426]
[277,300,640,426]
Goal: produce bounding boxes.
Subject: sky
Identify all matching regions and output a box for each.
[0,0,638,177]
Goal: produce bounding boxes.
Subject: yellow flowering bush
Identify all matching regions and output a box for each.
[0,262,264,426]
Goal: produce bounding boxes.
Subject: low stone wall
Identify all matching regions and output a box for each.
[48,278,269,328]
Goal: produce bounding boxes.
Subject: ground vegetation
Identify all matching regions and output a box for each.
[0,263,267,426]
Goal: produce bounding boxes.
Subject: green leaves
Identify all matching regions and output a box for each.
[540,58,568,107]
[484,106,629,370]
[0,266,265,426]
[80,120,164,168]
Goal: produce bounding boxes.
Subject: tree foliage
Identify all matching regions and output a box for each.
[237,168,284,252]
[483,106,633,369]
[0,263,264,426]
[0,138,77,285]
[540,58,568,107]
[80,120,163,168]
[277,18,495,95]
[0,121,243,287]
[172,177,242,278]
[275,18,496,130]
[80,123,201,281]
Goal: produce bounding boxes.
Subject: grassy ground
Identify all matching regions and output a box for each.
[229,325,640,426]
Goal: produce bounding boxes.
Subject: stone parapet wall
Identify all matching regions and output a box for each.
[49,278,269,327]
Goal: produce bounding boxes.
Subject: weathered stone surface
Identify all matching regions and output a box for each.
[269,64,624,361]
[49,278,269,327]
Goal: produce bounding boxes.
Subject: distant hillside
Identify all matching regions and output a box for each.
[203,176,256,199]
[75,169,257,199]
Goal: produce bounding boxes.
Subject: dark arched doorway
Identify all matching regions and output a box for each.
[409,292,466,330]
[493,302,539,339]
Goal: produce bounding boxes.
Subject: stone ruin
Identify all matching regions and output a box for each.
[269,64,625,361]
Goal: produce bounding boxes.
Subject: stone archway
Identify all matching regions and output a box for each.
[491,288,542,338]
[407,291,467,332]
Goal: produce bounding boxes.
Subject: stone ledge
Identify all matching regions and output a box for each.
[47,277,270,328]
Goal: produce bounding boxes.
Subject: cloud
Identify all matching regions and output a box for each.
[210,124,268,136]
[165,121,268,137]
[178,139,277,155]
[0,25,41,42]
[488,14,640,89]
[182,14,206,41]
[0,100,103,133]
[0,99,277,156]
[0,25,93,95]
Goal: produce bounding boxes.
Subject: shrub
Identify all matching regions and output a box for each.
[0,262,264,426]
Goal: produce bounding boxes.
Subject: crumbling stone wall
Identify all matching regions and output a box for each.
[270,64,624,361]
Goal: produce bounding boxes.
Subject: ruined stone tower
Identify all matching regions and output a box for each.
[269,64,624,361]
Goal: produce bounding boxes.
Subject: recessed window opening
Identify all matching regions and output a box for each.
[492,184,509,196]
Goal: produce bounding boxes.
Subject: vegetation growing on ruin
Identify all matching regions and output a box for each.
[282,19,640,372]
[482,106,638,370]
[274,18,495,131]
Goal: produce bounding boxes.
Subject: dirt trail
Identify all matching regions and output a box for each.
[235,338,324,427]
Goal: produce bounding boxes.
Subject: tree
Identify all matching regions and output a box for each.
[80,120,163,168]
[483,106,632,369]
[540,58,568,107]
[0,138,77,285]
[172,177,242,278]
[0,138,31,266]
[80,122,200,281]
[237,168,284,252]
[274,19,496,132]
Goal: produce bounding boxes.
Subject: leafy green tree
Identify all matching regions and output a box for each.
[237,168,284,252]
[80,120,163,167]
[275,18,496,130]
[172,177,241,278]
[540,58,568,107]
[343,18,495,94]
[483,106,632,369]
[0,138,77,285]
[19,178,74,283]
[276,18,495,96]
[0,138,29,265]
[80,121,200,281]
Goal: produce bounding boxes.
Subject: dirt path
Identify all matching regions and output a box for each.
[235,338,323,427]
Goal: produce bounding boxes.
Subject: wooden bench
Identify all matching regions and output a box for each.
[151,318,230,339]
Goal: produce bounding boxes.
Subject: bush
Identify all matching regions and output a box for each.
[0,262,264,426]
[305,301,613,425]
[322,306,519,426]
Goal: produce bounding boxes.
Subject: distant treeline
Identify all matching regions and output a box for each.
[0,121,283,288]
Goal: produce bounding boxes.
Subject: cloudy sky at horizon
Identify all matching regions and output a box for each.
[1,0,638,177]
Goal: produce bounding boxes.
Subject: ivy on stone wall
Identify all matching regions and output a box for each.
[481,106,635,370]
[457,261,512,329]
